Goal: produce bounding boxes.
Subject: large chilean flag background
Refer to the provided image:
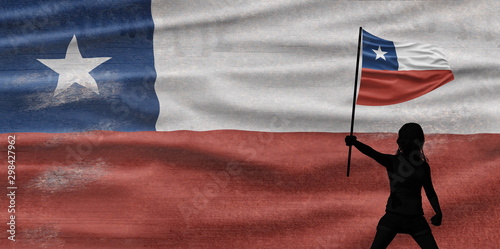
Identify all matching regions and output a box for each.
[1,0,499,248]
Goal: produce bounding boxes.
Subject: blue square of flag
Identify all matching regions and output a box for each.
[0,0,158,132]
[361,30,399,71]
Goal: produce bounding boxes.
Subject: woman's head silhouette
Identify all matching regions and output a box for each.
[397,123,426,161]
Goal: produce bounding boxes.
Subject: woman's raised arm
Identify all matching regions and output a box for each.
[345,136,393,168]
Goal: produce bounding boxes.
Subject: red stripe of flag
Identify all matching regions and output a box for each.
[357,69,454,106]
[2,131,499,248]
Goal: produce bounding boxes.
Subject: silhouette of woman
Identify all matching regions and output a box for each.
[345,123,442,249]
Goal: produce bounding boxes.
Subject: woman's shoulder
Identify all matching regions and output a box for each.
[415,160,431,176]
[423,160,431,171]
[392,154,429,168]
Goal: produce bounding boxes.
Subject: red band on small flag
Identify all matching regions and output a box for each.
[357,69,454,106]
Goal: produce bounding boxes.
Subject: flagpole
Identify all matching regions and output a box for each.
[347,27,363,177]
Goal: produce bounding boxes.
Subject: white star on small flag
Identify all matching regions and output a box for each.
[372,46,388,61]
[37,35,111,96]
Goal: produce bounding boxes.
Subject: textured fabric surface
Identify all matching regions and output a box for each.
[1,131,498,248]
[1,1,499,248]
[1,0,498,133]
[152,0,499,133]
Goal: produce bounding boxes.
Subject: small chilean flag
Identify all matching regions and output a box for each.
[358,30,454,106]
